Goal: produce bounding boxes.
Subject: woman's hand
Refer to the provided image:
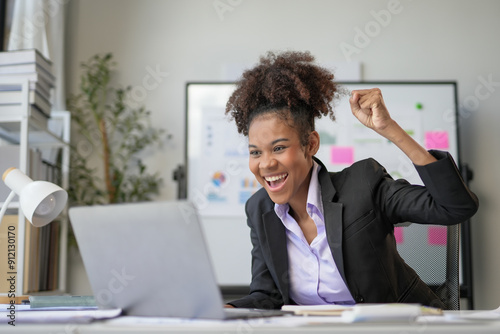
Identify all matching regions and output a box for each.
[349,88,437,166]
[349,88,395,135]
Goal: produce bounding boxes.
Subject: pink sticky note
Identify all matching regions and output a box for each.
[394,227,404,244]
[428,226,447,246]
[425,131,449,149]
[330,146,354,165]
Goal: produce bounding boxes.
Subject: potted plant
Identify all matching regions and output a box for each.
[66,53,167,242]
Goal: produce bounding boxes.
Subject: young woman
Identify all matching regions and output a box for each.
[224,51,478,309]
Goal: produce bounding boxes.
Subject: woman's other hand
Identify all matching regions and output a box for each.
[349,88,395,135]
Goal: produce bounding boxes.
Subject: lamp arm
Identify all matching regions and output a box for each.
[0,190,16,227]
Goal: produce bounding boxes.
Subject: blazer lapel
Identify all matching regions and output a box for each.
[323,201,346,283]
[262,210,290,303]
[315,157,348,284]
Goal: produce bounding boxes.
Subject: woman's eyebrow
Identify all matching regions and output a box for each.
[248,138,289,149]
[271,138,289,145]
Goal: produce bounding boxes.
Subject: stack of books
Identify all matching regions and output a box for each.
[0,49,55,129]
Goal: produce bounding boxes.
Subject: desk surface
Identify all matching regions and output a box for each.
[2,311,500,334]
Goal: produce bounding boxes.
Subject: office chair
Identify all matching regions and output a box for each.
[396,223,461,310]
[434,224,461,310]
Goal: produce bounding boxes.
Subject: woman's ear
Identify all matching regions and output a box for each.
[307,131,320,156]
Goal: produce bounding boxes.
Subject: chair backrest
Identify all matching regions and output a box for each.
[435,224,460,310]
[395,223,461,310]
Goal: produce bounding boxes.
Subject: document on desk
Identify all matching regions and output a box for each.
[282,304,427,322]
[445,306,500,321]
[0,304,122,324]
[281,304,351,316]
[341,304,422,322]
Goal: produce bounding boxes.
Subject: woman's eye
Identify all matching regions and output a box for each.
[249,150,261,157]
[274,146,285,152]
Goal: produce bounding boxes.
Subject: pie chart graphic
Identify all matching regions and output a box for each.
[211,171,227,187]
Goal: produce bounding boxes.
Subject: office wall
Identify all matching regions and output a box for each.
[65,0,500,309]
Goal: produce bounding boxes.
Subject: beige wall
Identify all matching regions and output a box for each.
[65,0,500,309]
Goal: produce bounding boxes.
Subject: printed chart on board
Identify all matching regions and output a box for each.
[186,83,259,217]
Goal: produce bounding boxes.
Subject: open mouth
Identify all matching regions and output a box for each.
[264,173,288,189]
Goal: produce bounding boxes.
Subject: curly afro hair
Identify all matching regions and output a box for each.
[225,50,338,146]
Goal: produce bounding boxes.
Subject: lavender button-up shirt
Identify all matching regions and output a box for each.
[274,161,355,305]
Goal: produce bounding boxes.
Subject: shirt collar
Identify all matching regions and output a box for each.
[307,160,323,215]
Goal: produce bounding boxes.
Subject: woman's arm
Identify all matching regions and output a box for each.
[349,88,436,166]
[348,88,478,224]
[226,199,285,309]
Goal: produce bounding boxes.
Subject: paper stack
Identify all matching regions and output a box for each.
[0,49,55,129]
[282,303,442,322]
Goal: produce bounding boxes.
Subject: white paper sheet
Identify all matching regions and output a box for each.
[0,305,121,324]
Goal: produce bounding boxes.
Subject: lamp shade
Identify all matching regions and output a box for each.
[2,167,68,227]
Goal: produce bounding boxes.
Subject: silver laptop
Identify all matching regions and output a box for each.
[69,200,285,319]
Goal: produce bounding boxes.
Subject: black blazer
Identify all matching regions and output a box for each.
[229,150,478,309]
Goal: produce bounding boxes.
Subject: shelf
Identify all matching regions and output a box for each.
[0,123,67,147]
[0,79,70,296]
[0,112,68,147]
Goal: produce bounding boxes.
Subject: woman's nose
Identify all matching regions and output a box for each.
[259,154,277,169]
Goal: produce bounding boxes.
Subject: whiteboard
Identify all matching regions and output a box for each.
[186,82,460,287]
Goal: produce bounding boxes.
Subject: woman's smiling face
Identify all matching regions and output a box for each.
[248,112,319,207]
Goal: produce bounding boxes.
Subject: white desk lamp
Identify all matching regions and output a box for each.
[0,167,68,227]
